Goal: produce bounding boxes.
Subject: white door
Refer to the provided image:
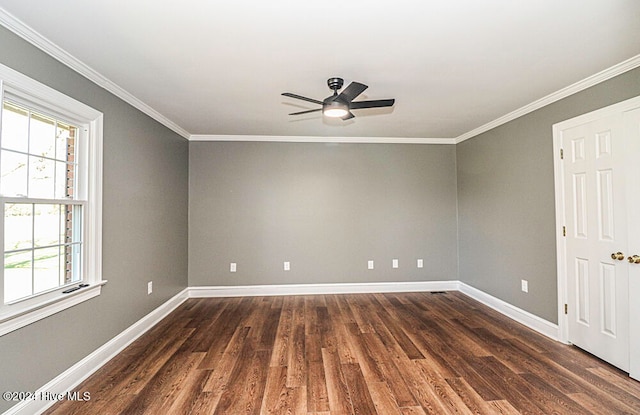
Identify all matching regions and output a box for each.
[561,113,629,371]
[555,96,640,378]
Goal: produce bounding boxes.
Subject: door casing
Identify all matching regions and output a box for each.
[553,94,640,380]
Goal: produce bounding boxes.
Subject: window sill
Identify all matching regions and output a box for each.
[0,280,108,336]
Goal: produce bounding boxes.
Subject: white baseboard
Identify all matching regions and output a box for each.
[458,282,560,340]
[188,280,458,298]
[5,281,560,415]
[4,288,190,415]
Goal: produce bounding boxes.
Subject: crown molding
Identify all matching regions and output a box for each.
[0,7,191,139]
[2,6,638,145]
[455,54,640,144]
[189,134,456,144]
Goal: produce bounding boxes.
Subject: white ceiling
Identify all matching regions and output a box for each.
[0,0,639,141]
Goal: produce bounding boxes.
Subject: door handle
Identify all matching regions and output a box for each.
[628,255,640,264]
[611,252,625,261]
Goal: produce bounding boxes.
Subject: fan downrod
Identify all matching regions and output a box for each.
[327,77,344,92]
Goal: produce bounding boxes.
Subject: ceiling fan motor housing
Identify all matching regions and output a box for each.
[327,77,344,92]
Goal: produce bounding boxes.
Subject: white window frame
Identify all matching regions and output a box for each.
[0,63,105,336]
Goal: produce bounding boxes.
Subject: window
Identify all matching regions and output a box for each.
[0,63,104,336]
[2,102,83,302]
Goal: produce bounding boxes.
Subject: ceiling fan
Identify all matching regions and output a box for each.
[282,77,395,120]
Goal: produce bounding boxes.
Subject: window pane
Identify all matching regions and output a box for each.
[64,205,82,244]
[4,203,32,252]
[34,204,60,247]
[56,123,69,161]
[62,206,82,285]
[29,112,56,158]
[1,102,29,153]
[59,205,66,247]
[54,161,74,199]
[4,202,82,301]
[66,243,82,284]
[56,123,76,162]
[4,251,32,303]
[33,246,61,294]
[28,155,55,199]
[0,151,28,197]
[66,162,76,199]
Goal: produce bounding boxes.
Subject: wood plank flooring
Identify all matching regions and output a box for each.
[44,291,640,414]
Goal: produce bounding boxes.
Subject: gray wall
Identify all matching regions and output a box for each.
[189,142,458,286]
[457,67,640,323]
[0,27,189,413]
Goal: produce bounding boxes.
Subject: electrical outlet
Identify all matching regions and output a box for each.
[417,259,424,268]
[521,279,528,293]
[392,259,399,269]
[147,281,153,295]
[284,261,290,271]
[367,260,374,270]
[230,262,237,272]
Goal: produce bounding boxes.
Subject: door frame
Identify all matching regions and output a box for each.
[553,95,640,377]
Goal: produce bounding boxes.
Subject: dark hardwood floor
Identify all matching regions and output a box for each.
[44,291,640,414]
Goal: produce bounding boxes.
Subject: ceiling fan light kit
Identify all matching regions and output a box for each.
[323,101,349,118]
[282,77,395,121]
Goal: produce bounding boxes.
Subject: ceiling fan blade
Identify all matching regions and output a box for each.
[289,108,322,116]
[341,111,355,120]
[350,99,395,109]
[282,93,324,105]
[337,82,368,103]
